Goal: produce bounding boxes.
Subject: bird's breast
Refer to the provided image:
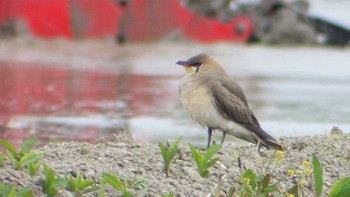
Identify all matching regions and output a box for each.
[179,79,221,128]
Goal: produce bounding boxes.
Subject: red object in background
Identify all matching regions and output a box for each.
[0,0,253,42]
[0,0,72,37]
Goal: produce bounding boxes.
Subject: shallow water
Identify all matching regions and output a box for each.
[1,45,350,147]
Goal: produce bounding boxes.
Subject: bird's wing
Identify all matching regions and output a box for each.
[218,77,249,107]
[209,79,281,147]
[209,80,258,127]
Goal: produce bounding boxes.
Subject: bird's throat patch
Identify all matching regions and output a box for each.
[186,65,201,75]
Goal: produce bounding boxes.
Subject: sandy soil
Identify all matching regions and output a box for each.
[0,134,349,196]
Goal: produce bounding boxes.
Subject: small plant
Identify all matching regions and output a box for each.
[80,144,89,155]
[0,183,33,197]
[158,137,181,176]
[26,159,42,178]
[189,144,221,178]
[101,173,132,197]
[41,164,68,197]
[163,193,175,197]
[0,183,16,197]
[230,169,278,197]
[329,177,350,197]
[0,153,4,167]
[101,173,146,197]
[0,138,41,170]
[66,172,97,196]
[312,154,323,197]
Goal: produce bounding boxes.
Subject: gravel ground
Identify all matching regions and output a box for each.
[0,134,349,196]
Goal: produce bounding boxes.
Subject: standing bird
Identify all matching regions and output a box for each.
[177,54,283,151]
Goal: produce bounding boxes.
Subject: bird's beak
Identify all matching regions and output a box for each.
[176,60,190,67]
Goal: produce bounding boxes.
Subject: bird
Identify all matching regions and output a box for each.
[176,54,283,152]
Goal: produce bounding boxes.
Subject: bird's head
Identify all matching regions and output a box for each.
[176,54,224,76]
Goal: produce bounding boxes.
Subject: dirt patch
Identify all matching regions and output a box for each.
[1,134,349,196]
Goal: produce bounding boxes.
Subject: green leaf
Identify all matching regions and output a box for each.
[68,175,77,191]
[6,184,16,197]
[54,177,69,188]
[101,173,124,191]
[189,144,202,165]
[159,143,167,160]
[78,179,94,191]
[17,186,33,197]
[200,170,209,178]
[0,153,5,167]
[312,154,323,197]
[0,139,17,155]
[158,138,181,175]
[7,151,19,168]
[129,177,146,191]
[42,164,58,196]
[264,184,278,194]
[27,160,41,177]
[82,185,98,194]
[206,157,219,169]
[98,185,105,197]
[19,153,39,168]
[329,177,350,197]
[204,144,221,161]
[163,193,175,197]
[189,144,220,178]
[20,138,37,154]
[242,169,257,190]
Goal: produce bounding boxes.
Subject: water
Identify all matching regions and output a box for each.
[1,44,350,147]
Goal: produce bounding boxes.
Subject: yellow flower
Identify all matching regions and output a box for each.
[287,169,295,176]
[304,169,312,175]
[299,180,308,187]
[296,170,303,175]
[303,160,310,168]
[287,194,295,197]
[243,178,250,185]
[276,150,285,160]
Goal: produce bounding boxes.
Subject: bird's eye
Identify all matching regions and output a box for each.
[192,62,202,67]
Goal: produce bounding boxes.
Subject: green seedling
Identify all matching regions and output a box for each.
[0,183,16,197]
[98,185,105,197]
[0,153,4,167]
[7,152,41,170]
[312,154,323,197]
[66,172,97,196]
[158,137,181,176]
[101,173,146,197]
[230,169,278,197]
[163,193,175,197]
[189,144,221,178]
[329,177,350,197]
[127,176,146,192]
[0,138,42,170]
[26,160,42,177]
[0,183,33,197]
[80,144,89,155]
[41,164,68,197]
[101,173,132,197]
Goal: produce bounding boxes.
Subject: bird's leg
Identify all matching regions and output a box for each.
[220,131,227,146]
[257,140,262,156]
[207,128,212,149]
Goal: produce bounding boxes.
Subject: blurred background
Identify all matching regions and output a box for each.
[0,0,349,147]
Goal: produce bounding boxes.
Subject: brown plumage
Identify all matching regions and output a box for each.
[177,54,283,151]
